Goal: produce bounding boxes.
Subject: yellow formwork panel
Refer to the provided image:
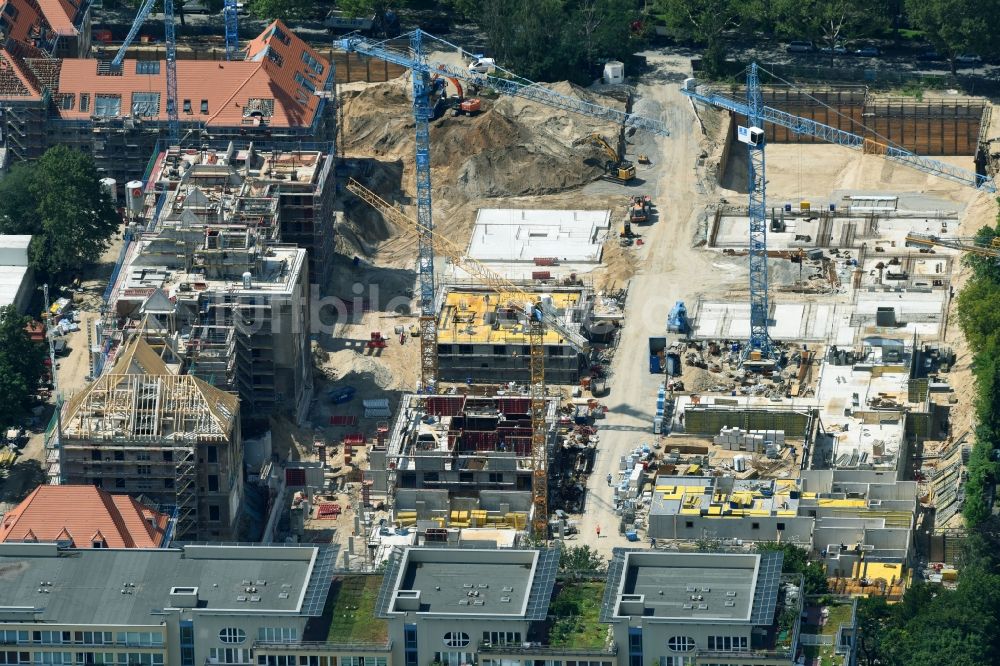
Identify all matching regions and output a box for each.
[817,498,867,508]
[437,290,583,345]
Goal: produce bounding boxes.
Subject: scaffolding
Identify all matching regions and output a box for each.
[60,342,237,539]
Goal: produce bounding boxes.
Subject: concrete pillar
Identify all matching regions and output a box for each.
[348,536,356,555]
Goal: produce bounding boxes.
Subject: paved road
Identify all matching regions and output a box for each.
[567,53,735,558]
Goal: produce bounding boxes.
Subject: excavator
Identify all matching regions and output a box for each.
[574,132,635,182]
[573,90,638,183]
[431,74,481,118]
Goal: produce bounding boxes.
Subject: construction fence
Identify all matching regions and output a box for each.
[722,87,987,156]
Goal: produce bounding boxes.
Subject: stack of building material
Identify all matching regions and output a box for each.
[363,398,391,418]
[653,384,666,433]
[713,427,786,452]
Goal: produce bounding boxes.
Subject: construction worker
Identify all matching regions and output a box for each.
[607,472,612,486]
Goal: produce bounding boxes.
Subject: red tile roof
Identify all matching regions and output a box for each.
[0,41,43,99]
[0,485,170,548]
[50,19,329,128]
[33,0,78,35]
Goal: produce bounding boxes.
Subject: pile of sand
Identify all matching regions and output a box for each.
[325,349,402,390]
[339,76,622,203]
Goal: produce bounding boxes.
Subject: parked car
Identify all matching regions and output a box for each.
[854,46,881,57]
[786,41,816,53]
[918,48,942,61]
[820,43,847,55]
[327,386,356,404]
[182,0,211,13]
[955,53,983,66]
[468,57,496,74]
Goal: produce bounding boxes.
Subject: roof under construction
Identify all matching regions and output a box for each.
[61,337,238,443]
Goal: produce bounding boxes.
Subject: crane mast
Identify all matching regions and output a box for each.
[746,63,773,359]
[112,0,179,145]
[336,30,667,535]
[223,0,239,61]
[344,179,588,536]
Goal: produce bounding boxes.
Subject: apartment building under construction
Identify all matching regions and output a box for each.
[435,284,594,384]
[59,337,244,541]
[99,146,315,429]
[140,142,337,289]
[368,393,560,530]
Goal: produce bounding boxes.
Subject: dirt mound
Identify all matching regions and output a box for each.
[340,77,621,202]
[326,349,397,389]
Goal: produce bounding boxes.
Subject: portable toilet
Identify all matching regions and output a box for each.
[603,60,625,84]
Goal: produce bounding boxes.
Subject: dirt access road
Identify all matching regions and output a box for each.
[568,54,735,555]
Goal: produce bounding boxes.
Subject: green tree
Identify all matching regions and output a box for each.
[772,0,876,54]
[855,596,892,666]
[559,545,607,572]
[0,164,41,236]
[18,146,121,282]
[962,224,1000,282]
[905,0,997,74]
[652,0,742,75]
[477,0,642,84]
[755,542,829,594]
[0,306,46,430]
[249,0,314,20]
[956,274,1000,353]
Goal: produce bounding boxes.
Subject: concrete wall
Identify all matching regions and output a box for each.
[646,513,813,545]
[437,343,582,384]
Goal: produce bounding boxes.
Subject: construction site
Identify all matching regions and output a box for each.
[274,46,998,597]
[0,0,991,608]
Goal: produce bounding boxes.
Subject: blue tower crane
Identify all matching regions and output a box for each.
[681,62,995,363]
[112,0,179,145]
[337,29,670,392]
[223,0,239,61]
[745,63,771,358]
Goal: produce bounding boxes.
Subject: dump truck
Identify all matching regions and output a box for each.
[649,337,666,373]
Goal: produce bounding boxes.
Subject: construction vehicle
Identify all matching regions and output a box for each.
[667,301,689,335]
[905,233,1000,259]
[346,178,589,537]
[629,195,654,223]
[431,76,481,118]
[574,132,636,182]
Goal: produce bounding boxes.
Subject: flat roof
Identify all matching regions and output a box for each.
[381,547,558,619]
[649,476,801,518]
[0,265,30,309]
[467,209,610,264]
[0,235,31,251]
[0,543,334,624]
[603,550,783,624]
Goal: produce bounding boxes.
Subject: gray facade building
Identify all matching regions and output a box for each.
[0,542,335,666]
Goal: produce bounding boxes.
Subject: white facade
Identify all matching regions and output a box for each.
[0,234,33,313]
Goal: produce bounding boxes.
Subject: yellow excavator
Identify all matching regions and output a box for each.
[574,132,636,183]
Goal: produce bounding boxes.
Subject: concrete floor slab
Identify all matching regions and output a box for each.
[467,208,611,263]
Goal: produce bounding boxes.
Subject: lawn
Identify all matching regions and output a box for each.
[802,644,839,666]
[321,575,388,643]
[547,582,607,649]
[820,603,854,636]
